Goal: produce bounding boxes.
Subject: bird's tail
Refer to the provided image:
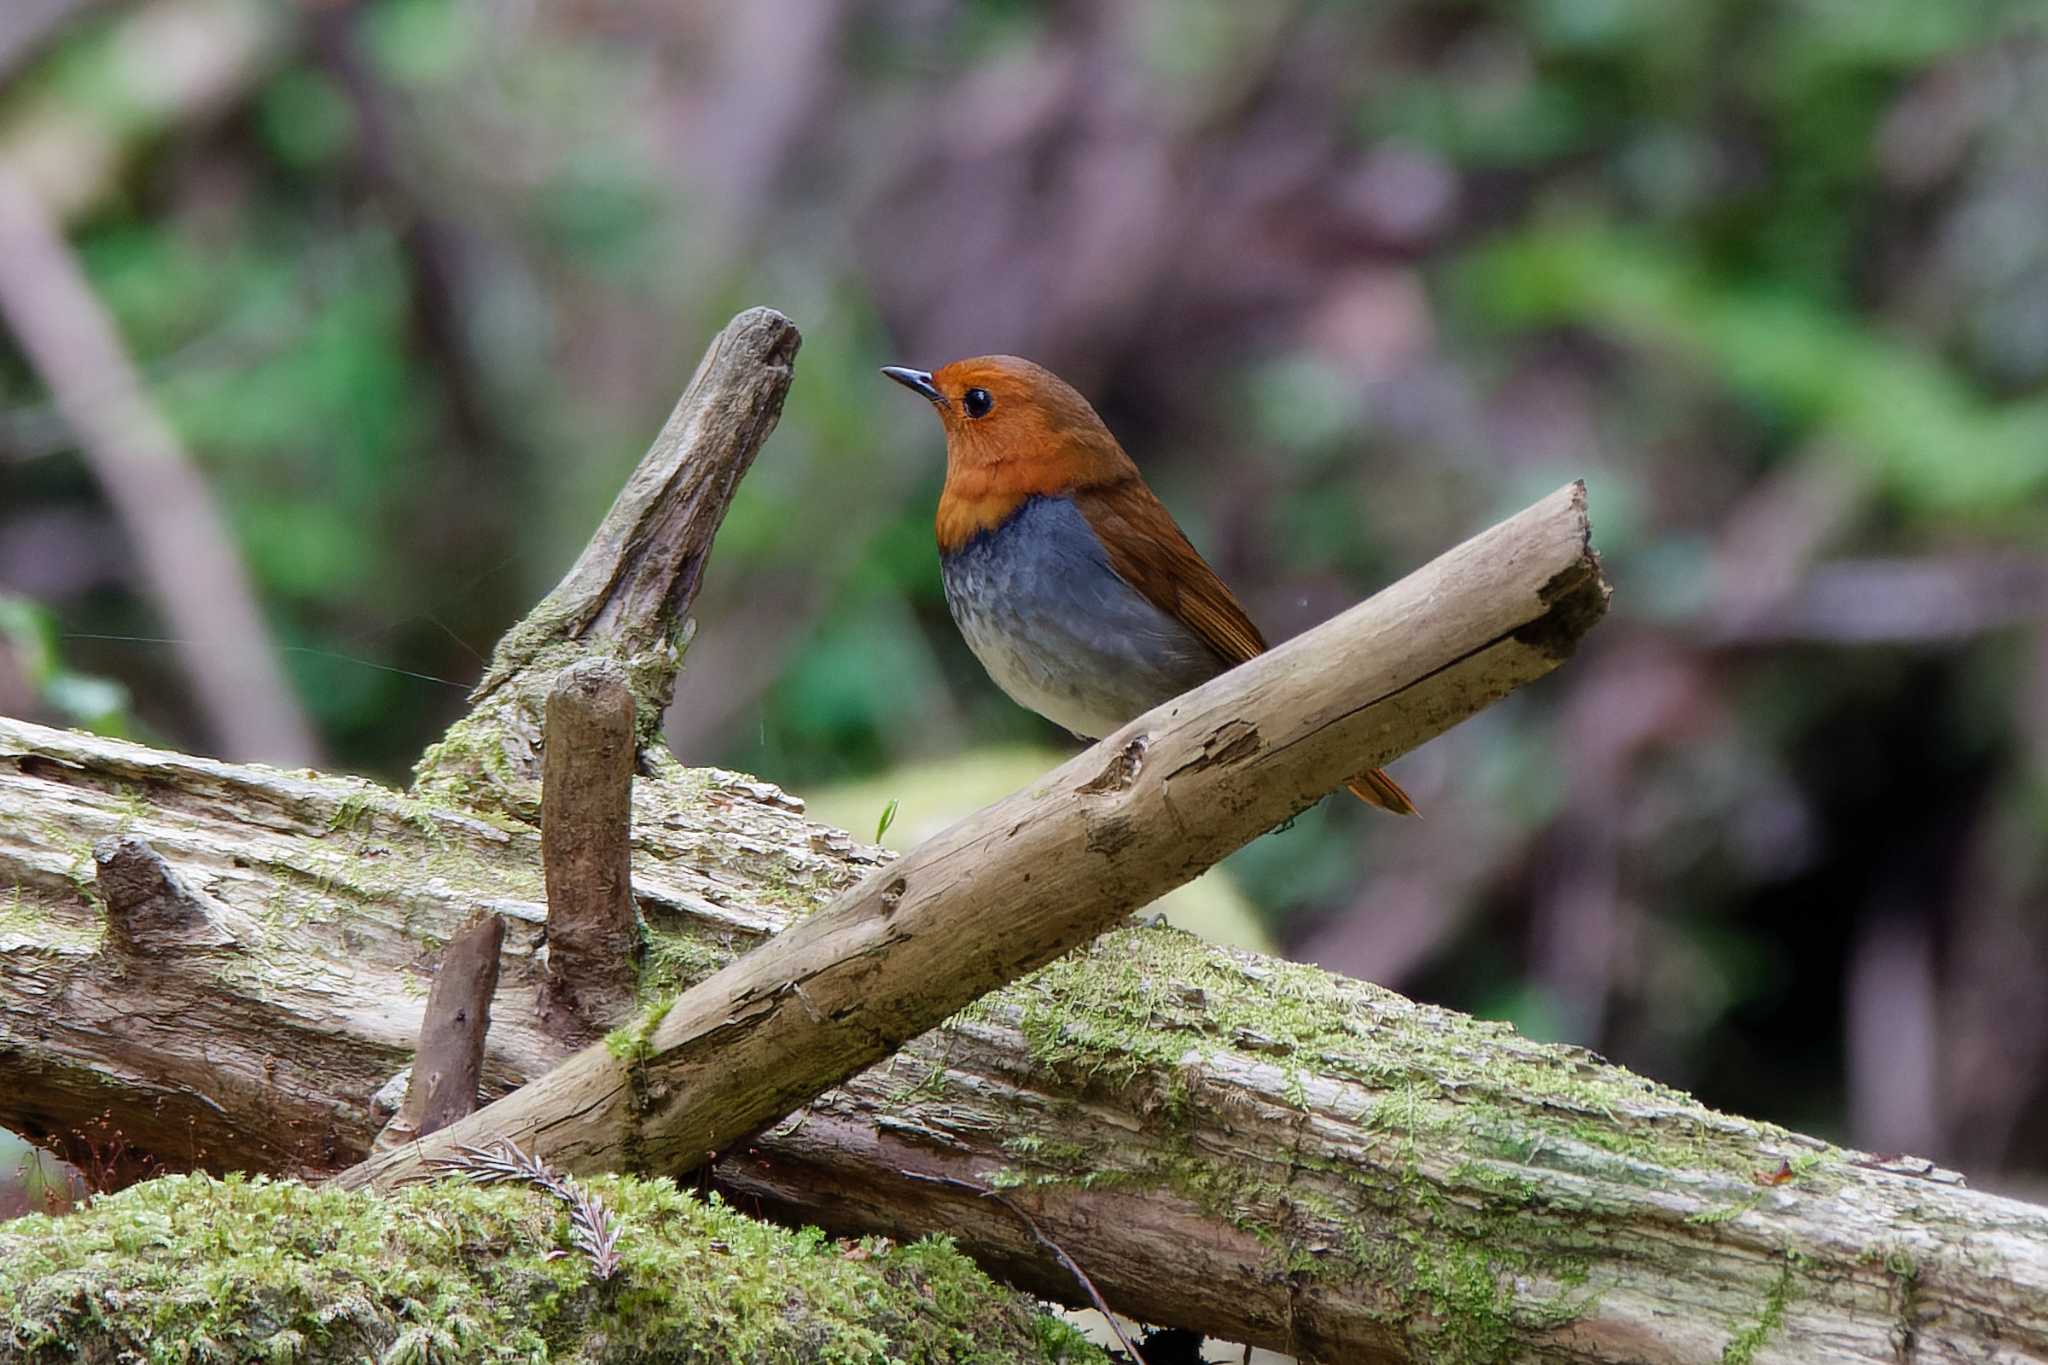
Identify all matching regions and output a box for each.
[1347,767,1419,817]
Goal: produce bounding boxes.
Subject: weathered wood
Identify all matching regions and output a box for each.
[539,660,639,1030]
[413,305,801,805]
[330,482,1609,1193]
[0,713,847,1173]
[376,910,504,1150]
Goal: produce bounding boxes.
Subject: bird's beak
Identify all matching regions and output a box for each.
[881,366,945,406]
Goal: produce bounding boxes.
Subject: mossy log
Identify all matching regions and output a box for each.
[1,308,2044,1363]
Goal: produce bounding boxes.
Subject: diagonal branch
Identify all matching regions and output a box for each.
[333,481,1608,1191]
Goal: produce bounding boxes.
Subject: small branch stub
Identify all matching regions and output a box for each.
[541,658,641,1031]
[375,910,505,1151]
[93,835,238,954]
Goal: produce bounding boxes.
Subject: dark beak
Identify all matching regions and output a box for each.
[881,366,944,405]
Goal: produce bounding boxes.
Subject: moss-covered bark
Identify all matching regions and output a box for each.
[0,1172,1104,1363]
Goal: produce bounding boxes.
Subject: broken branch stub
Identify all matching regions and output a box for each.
[333,480,1609,1192]
[94,835,240,954]
[540,658,640,1032]
[413,306,801,806]
[376,910,505,1151]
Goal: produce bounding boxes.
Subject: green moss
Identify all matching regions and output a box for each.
[325,789,378,835]
[924,924,1836,1357]
[0,881,103,956]
[295,780,546,931]
[1721,1249,1808,1364]
[410,621,690,812]
[414,711,536,814]
[888,1056,953,1107]
[113,784,152,831]
[639,924,739,999]
[1443,1160,1538,1206]
[0,1172,1106,1364]
[1408,1239,1519,1364]
[604,995,675,1066]
[27,818,99,900]
[1685,1191,1767,1226]
[0,885,50,937]
[996,925,1831,1181]
[103,688,1842,1365]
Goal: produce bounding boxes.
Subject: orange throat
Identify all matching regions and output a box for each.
[935,486,1033,551]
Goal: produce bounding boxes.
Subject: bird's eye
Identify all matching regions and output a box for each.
[962,387,994,419]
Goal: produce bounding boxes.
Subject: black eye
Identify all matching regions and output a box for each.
[962,387,994,419]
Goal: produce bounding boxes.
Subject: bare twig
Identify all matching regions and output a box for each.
[378,911,506,1150]
[902,1170,1147,1363]
[541,659,640,1031]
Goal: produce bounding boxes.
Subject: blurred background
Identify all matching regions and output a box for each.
[1,0,2044,1198]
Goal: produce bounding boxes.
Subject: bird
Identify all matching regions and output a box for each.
[882,354,1416,816]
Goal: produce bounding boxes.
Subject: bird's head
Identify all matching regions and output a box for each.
[884,355,1138,548]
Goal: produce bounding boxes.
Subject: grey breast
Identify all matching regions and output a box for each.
[940,495,1227,739]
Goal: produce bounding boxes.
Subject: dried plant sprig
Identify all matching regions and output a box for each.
[427,1138,623,1281]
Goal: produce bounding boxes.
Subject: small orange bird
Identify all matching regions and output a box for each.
[883,355,1417,816]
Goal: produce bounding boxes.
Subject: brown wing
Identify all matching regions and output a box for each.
[1069,478,1268,666]
[1071,478,1419,817]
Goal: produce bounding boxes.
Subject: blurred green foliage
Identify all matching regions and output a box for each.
[1465,223,2048,513]
[0,595,131,734]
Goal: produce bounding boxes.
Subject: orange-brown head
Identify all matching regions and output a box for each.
[883,355,1139,552]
